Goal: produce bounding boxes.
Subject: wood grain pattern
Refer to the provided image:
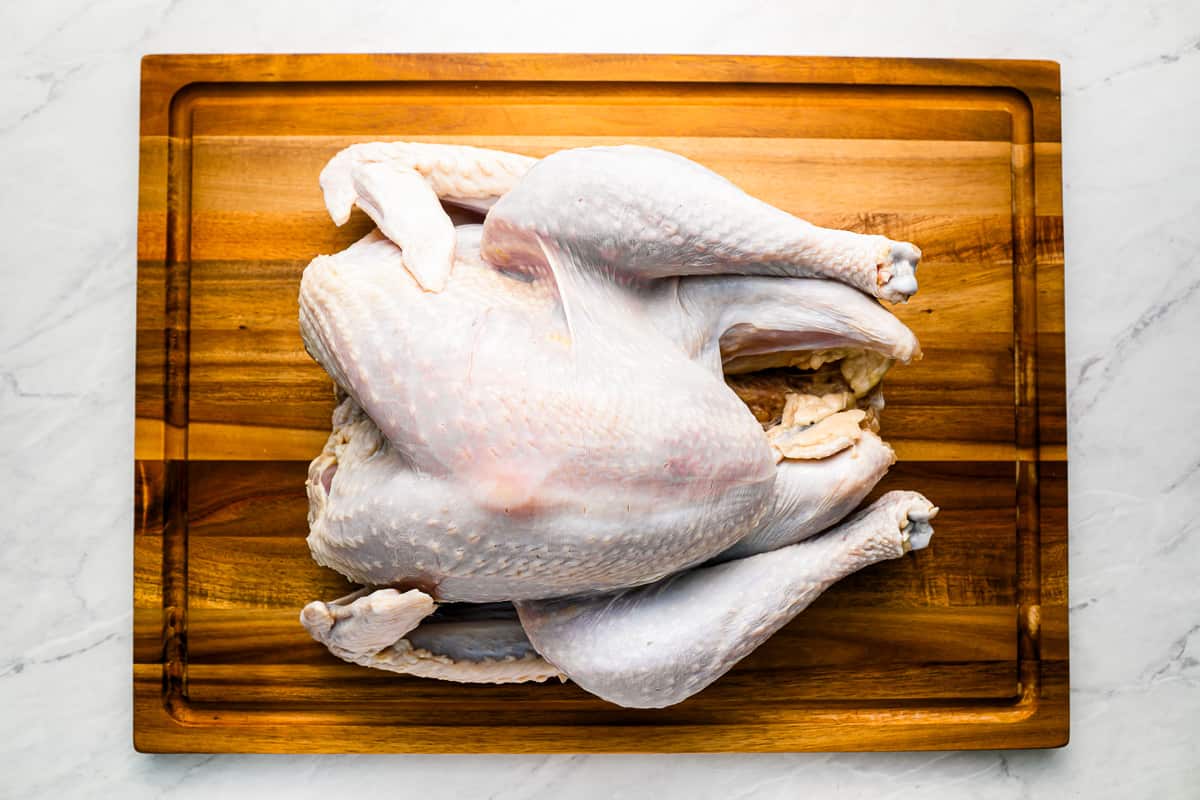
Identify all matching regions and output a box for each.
[134,53,1067,753]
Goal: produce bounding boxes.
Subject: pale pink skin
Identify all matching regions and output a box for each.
[516,491,938,708]
[300,228,919,602]
[298,142,933,705]
[482,145,921,303]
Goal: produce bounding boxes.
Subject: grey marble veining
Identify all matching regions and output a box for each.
[1,0,1198,796]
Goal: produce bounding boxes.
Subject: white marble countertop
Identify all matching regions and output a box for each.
[2,0,1198,796]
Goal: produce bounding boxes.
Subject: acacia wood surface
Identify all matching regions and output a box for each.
[134,53,1066,753]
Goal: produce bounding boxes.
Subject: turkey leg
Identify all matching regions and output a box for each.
[515,491,937,708]
[482,145,922,302]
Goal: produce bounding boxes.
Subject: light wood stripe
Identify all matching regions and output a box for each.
[167,420,1060,463]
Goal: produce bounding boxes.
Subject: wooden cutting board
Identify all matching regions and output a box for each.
[134,53,1067,753]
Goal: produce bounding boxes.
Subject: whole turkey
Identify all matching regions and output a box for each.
[297,141,938,708]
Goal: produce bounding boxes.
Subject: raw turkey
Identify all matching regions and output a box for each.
[297,141,937,708]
